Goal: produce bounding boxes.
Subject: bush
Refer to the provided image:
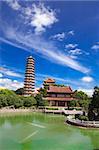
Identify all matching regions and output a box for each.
[14,96,23,108]
[78,115,89,121]
[0,94,8,107]
[0,89,48,109]
[35,94,47,107]
[68,107,74,110]
[23,96,36,107]
[76,107,82,111]
[47,107,58,110]
[69,100,77,107]
[15,88,24,95]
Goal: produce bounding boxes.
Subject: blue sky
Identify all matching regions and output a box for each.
[0,0,99,96]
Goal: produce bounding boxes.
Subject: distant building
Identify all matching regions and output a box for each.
[43,78,55,88]
[24,56,35,96]
[43,78,75,107]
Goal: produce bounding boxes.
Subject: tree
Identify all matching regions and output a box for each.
[92,87,99,109]
[0,89,38,108]
[14,96,23,108]
[0,89,17,107]
[0,90,16,108]
[40,87,47,97]
[0,94,7,108]
[0,89,17,96]
[53,84,66,87]
[35,94,46,107]
[15,88,24,95]
[0,98,2,108]
[23,96,36,107]
[69,100,78,107]
[74,91,90,111]
[88,86,99,120]
[6,95,14,106]
[88,104,95,121]
[0,89,23,108]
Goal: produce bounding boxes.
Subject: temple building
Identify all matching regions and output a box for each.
[43,78,75,107]
[43,78,55,88]
[24,56,35,96]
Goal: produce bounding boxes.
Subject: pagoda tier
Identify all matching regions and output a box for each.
[24,56,35,96]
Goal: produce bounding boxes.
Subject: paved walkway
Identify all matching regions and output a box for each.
[44,108,83,115]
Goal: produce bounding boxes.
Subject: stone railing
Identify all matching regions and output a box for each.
[66,117,99,128]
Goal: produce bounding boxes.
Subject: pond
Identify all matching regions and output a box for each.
[0,112,99,150]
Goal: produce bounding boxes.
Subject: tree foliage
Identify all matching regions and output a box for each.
[40,87,47,97]
[23,96,36,107]
[69,100,78,107]
[15,88,24,95]
[0,94,7,108]
[88,86,99,121]
[0,89,36,109]
[53,84,66,87]
[35,94,44,107]
[74,91,90,111]
[35,94,48,107]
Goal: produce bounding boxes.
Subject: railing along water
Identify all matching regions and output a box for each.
[67,118,99,128]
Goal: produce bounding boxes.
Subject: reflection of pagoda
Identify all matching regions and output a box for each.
[24,56,35,96]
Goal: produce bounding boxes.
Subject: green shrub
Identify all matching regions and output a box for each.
[23,96,36,107]
[78,115,89,121]
[47,107,58,110]
[76,108,82,110]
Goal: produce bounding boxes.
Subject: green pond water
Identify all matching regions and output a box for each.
[0,112,99,150]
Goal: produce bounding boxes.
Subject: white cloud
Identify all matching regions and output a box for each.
[0,37,29,51]
[30,4,58,34]
[65,44,89,57]
[0,78,23,90]
[68,30,74,36]
[65,44,83,59]
[0,73,3,78]
[81,76,94,83]
[50,32,65,41]
[44,51,89,73]
[6,2,58,34]
[0,67,23,78]
[0,2,89,75]
[36,73,74,86]
[50,30,75,41]
[68,48,82,55]
[36,73,66,83]
[0,26,90,74]
[65,44,78,49]
[7,0,20,10]
[36,73,93,88]
[91,43,99,50]
[68,55,78,59]
[78,88,93,97]
[3,2,87,74]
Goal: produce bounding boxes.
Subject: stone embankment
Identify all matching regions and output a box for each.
[0,108,46,116]
[66,117,99,128]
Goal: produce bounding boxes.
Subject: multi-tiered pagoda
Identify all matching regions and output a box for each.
[24,56,35,96]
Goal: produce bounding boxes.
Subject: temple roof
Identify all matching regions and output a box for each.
[47,86,73,93]
[44,78,55,83]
